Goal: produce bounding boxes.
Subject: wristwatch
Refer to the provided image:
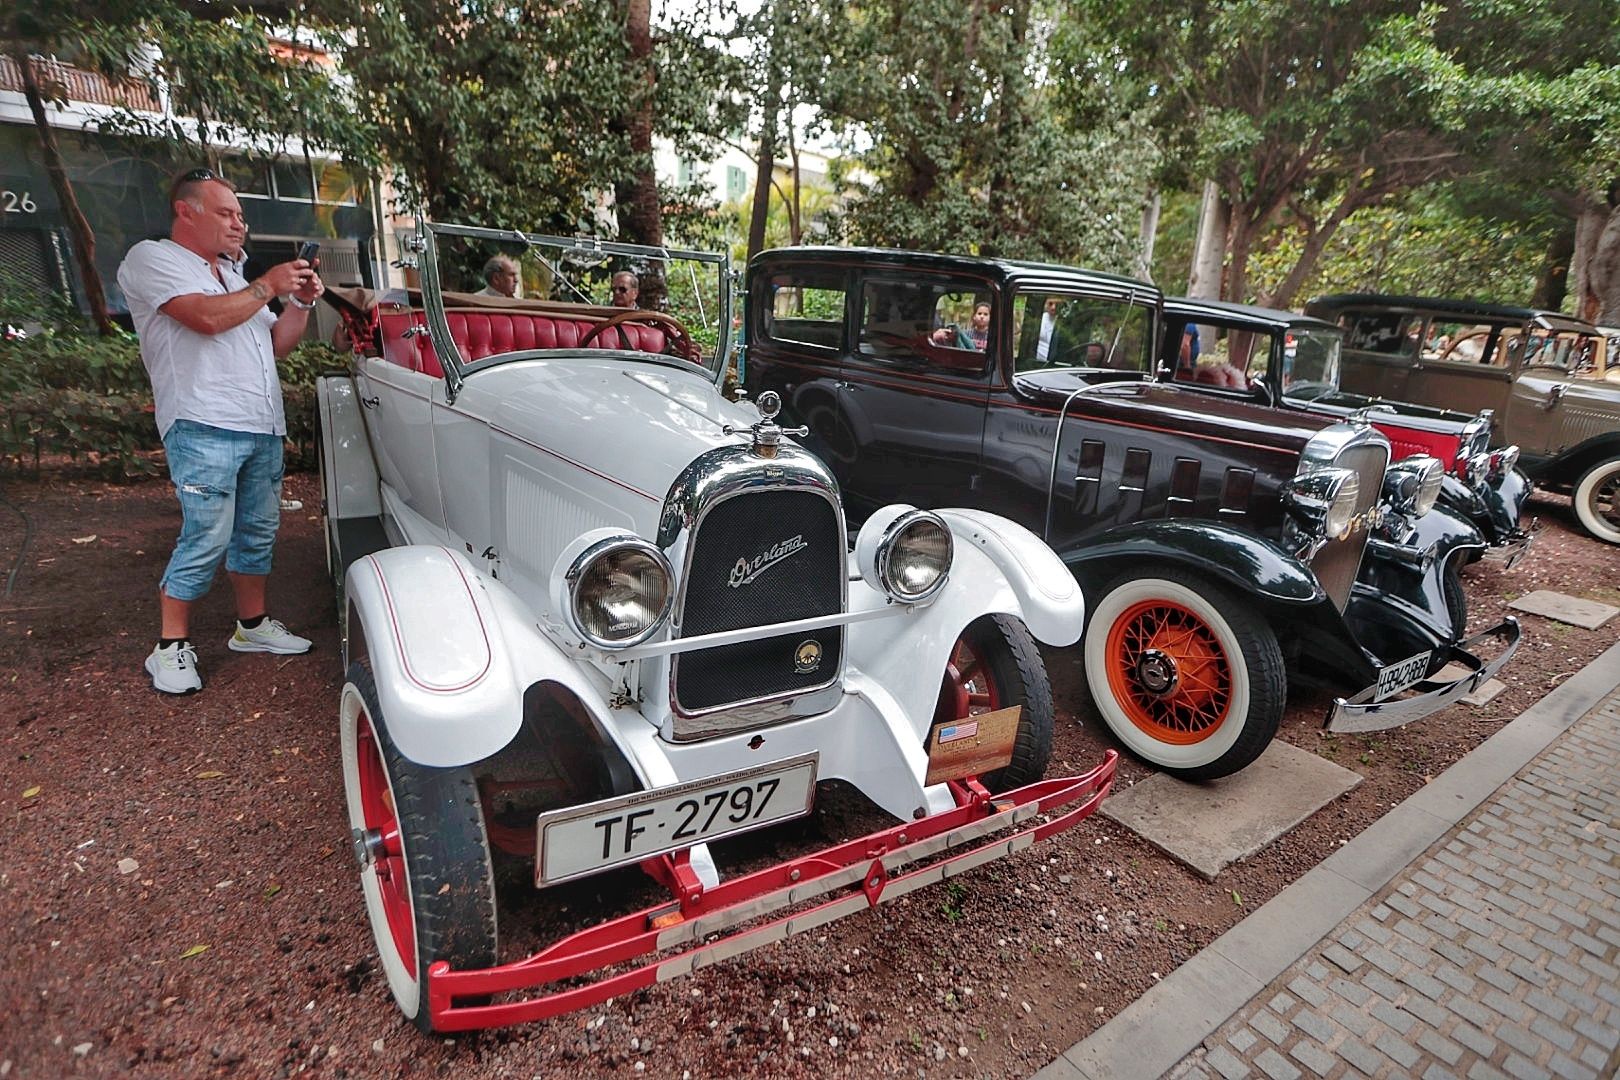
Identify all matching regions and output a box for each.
[287,295,317,310]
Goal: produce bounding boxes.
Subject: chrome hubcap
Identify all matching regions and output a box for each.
[1136,649,1179,696]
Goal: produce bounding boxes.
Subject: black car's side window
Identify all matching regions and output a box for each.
[760,270,846,351]
[1167,319,1265,390]
[857,276,992,377]
[1011,292,1152,374]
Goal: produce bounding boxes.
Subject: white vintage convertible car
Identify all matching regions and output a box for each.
[315,223,1118,1033]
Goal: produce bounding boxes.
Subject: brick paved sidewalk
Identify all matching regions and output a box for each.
[1169,693,1620,1080]
[1040,643,1620,1080]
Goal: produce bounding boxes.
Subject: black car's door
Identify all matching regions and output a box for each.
[744,262,857,474]
[836,270,998,518]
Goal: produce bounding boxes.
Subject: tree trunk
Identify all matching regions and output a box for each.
[614,0,664,302]
[11,47,116,335]
[1262,190,1366,310]
[1570,199,1611,321]
[1136,189,1161,281]
[1591,202,1620,326]
[1186,180,1227,299]
[981,0,1026,258]
[746,15,781,263]
[1224,208,1257,303]
[1530,224,1575,312]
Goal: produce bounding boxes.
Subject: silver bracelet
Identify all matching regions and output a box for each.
[287,294,316,311]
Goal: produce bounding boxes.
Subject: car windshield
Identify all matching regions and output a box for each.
[1280,329,1343,402]
[1010,290,1153,374]
[420,222,732,381]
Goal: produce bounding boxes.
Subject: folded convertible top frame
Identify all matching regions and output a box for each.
[426,751,1119,1031]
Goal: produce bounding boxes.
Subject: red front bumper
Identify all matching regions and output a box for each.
[427,751,1119,1031]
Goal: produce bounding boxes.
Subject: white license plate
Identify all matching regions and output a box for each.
[1375,650,1432,701]
[535,754,818,886]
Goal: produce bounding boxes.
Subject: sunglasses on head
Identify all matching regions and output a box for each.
[180,167,218,183]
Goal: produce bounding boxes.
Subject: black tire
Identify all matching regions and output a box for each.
[340,662,497,1032]
[1081,567,1286,781]
[1442,553,1468,635]
[934,614,1053,792]
[1573,457,1620,545]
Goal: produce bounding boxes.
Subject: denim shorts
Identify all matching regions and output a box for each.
[160,419,284,601]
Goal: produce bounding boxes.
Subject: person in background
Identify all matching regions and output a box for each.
[116,167,319,695]
[965,302,991,350]
[610,270,641,308]
[476,254,521,298]
[1036,297,1063,362]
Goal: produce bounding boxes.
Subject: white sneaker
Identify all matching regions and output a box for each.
[145,642,203,695]
[228,618,313,655]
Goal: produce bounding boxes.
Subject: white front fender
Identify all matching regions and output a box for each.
[346,545,627,769]
[936,508,1085,645]
[845,508,1085,763]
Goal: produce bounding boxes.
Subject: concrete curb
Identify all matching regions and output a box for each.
[1035,637,1620,1080]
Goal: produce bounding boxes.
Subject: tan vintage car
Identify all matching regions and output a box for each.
[1307,294,1620,544]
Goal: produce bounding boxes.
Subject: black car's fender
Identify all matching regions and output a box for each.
[1351,502,1483,662]
[1060,518,1325,608]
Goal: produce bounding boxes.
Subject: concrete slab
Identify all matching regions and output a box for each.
[1508,589,1618,629]
[1434,662,1508,706]
[1099,740,1363,881]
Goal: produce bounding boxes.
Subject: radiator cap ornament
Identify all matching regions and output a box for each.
[727,390,808,459]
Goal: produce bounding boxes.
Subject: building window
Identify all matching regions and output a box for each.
[726,165,747,201]
[314,161,360,205]
[676,159,695,186]
[221,157,273,198]
[271,159,315,201]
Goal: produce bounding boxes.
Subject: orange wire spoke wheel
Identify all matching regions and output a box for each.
[1103,598,1232,745]
[935,632,1004,727]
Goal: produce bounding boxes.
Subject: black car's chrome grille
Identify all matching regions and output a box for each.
[671,489,844,735]
[1309,442,1388,611]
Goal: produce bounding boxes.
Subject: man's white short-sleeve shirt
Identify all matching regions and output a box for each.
[117,239,285,438]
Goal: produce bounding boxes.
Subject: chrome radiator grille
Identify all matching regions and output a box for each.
[670,488,844,737]
[1308,442,1388,611]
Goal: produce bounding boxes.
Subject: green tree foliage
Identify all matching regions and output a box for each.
[328,0,744,238]
[1248,188,1549,304]
[812,0,1159,272]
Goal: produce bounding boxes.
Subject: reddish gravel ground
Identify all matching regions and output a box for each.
[1,470,1617,1080]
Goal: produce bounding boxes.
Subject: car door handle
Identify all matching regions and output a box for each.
[361,395,380,410]
[837,380,862,392]
[1544,385,1567,410]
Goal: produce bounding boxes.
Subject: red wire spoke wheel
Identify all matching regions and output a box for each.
[931,615,1053,792]
[340,663,498,1031]
[1082,570,1284,780]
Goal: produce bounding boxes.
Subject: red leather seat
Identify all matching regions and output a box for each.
[378,309,670,378]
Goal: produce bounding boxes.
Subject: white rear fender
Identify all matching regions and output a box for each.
[935,508,1085,645]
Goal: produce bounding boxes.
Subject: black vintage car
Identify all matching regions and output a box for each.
[742,248,1520,779]
[1159,297,1534,563]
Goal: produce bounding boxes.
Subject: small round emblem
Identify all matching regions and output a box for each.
[794,639,823,674]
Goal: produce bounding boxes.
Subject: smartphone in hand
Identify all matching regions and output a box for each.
[297,240,320,265]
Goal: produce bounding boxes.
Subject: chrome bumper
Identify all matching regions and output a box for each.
[1327,617,1521,733]
[1480,517,1539,570]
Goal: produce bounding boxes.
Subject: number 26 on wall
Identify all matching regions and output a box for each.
[2,191,38,214]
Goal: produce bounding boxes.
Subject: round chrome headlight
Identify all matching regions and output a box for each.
[1490,445,1520,478]
[1285,467,1359,540]
[878,510,953,602]
[1386,455,1444,517]
[1324,473,1361,539]
[565,537,674,649]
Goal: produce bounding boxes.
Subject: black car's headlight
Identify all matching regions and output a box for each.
[1284,467,1361,540]
[1385,455,1444,517]
[562,536,674,648]
[1489,445,1520,480]
[855,506,953,603]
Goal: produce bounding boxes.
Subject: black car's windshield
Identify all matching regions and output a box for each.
[1280,329,1343,402]
[1011,290,1153,374]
